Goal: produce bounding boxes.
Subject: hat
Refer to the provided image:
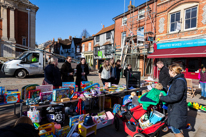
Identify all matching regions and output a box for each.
[83,115,94,126]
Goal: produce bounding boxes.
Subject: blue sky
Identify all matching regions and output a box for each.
[30,0,146,44]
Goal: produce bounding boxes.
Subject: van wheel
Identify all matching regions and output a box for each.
[133,133,145,137]
[15,69,27,78]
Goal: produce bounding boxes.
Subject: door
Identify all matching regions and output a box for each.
[187,58,199,79]
[21,53,41,75]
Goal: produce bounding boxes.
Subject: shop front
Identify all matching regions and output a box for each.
[148,38,206,80]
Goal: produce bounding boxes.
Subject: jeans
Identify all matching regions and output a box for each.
[170,126,182,134]
[200,82,206,97]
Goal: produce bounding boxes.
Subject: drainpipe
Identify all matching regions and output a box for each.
[26,8,31,50]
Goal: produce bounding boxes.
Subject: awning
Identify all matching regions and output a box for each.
[148,46,206,58]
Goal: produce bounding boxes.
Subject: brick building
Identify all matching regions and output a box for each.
[113,0,156,76]
[81,36,94,67]
[148,0,206,79]
[0,0,38,57]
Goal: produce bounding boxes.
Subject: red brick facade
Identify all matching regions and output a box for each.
[81,39,94,52]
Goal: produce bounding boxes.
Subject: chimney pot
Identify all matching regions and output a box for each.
[102,25,105,28]
[128,0,134,11]
[69,36,72,41]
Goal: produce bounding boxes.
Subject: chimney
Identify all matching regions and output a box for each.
[82,36,85,40]
[69,36,72,41]
[102,25,104,28]
[92,34,94,36]
[128,0,135,11]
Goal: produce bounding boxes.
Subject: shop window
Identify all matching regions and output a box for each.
[22,37,26,46]
[96,35,100,42]
[170,11,180,32]
[188,59,199,72]
[172,58,186,72]
[185,7,197,30]
[121,32,126,46]
[94,47,99,56]
[88,42,91,51]
[202,58,206,67]
[105,45,112,55]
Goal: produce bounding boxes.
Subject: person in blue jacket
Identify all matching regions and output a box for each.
[160,63,187,137]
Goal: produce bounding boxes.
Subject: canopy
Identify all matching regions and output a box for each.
[147,46,206,58]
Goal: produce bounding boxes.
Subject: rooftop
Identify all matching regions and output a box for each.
[95,24,114,36]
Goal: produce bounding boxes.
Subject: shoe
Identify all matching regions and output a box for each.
[199,96,204,99]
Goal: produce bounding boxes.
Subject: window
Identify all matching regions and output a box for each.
[106,32,111,40]
[121,32,126,46]
[170,12,180,32]
[82,44,85,52]
[94,47,99,55]
[138,9,145,19]
[96,35,100,42]
[88,42,91,51]
[105,45,112,55]
[22,53,39,63]
[185,7,197,30]
[122,16,127,25]
[22,38,26,46]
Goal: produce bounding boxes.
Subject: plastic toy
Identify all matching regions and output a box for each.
[53,88,71,102]
[4,91,20,104]
[28,89,41,99]
[82,83,100,91]
[38,123,55,137]
[55,126,70,137]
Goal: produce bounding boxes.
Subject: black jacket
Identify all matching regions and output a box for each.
[0,123,39,137]
[160,74,187,129]
[159,65,171,88]
[75,63,89,86]
[44,64,62,86]
[115,65,122,78]
[61,61,74,82]
[124,68,132,78]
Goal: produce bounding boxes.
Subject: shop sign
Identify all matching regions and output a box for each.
[157,38,206,49]
[98,51,103,58]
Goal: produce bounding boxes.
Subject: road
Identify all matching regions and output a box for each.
[1,73,206,137]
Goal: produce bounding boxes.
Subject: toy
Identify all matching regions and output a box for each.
[0,87,5,103]
[36,85,53,93]
[26,97,39,105]
[83,92,92,98]
[129,92,136,99]
[40,91,53,102]
[34,123,40,129]
[82,83,100,91]
[4,91,20,104]
[69,114,84,127]
[81,81,93,91]
[62,82,76,93]
[38,123,55,137]
[53,88,70,102]
[28,89,41,99]
[56,126,70,137]
[22,84,39,99]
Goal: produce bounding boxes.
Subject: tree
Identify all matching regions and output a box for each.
[80,29,91,38]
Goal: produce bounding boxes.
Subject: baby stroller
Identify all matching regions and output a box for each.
[113,95,167,137]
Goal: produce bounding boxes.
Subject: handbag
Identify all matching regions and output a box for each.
[27,107,40,123]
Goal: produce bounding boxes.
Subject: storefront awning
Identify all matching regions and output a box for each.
[148,46,206,58]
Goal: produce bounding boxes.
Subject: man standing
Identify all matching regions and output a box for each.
[156,61,171,91]
[61,56,74,82]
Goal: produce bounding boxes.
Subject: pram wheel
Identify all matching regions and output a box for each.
[161,126,169,132]
[114,115,119,131]
[133,133,145,137]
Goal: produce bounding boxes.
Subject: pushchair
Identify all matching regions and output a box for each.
[113,95,167,137]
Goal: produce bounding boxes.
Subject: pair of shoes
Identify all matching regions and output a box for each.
[199,96,204,99]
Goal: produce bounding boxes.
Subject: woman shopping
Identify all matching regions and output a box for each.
[159,63,187,137]
[110,59,116,84]
[198,66,206,100]
[99,60,111,85]
[115,60,122,85]
[76,58,89,91]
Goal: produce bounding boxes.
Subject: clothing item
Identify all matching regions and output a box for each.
[198,71,206,83]
[160,74,187,129]
[110,77,115,84]
[138,88,167,110]
[99,67,111,80]
[115,65,122,78]
[159,65,171,88]
[124,68,132,79]
[44,64,62,86]
[101,79,110,85]
[0,123,39,137]
[200,82,206,97]
[170,126,182,134]
[32,57,37,62]
[76,63,89,91]
[81,65,86,81]
[61,61,74,82]
[111,66,115,78]
[114,77,120,85]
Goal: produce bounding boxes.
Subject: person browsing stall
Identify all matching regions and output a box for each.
[43,57,62,89]
[198,65,206,100]
[76,58,89,91]
[115,59,122,84]
[156,61,171,91]
[61,56,74,82]
[124,64,132,81]
[159,64,187,137]
[99,60,111,85]
[110,59,116,84]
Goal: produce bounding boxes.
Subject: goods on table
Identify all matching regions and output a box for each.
[187,102,206,112]
[4,91,21,104]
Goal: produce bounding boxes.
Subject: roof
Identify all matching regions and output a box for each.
[81,36,94,42]
[112,0,157,20]
[94,44,100,47]
[148,46,206,58]
[73,38,82,44]
[103,41,112,46]
[95,24,114,36]
[59,39,71,46]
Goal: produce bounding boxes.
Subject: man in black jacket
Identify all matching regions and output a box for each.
[156,61,171,91]
[61,56,74,82]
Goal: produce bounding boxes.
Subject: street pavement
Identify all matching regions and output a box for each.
[0,72,206,137]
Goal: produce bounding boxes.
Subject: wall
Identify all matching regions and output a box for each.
[156,0,206,42]
[81,39,94,52]
[94,30,114,47]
